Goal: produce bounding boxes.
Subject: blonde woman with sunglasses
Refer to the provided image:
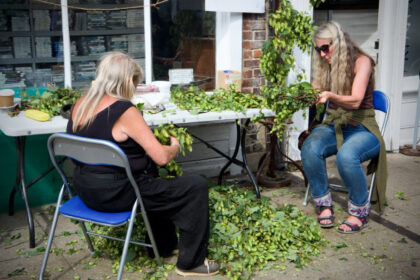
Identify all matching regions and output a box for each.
[301,21,387,234]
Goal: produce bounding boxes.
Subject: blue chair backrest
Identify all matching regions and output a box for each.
[373,90,389,113]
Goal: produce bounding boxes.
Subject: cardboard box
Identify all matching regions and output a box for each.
[216,70,242,91]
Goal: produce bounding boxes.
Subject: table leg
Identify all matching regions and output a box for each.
[182,121,261,198]
[8,136,36,248]
[217,120,261,198]
[239,120,261,198]
[218,123,241,185]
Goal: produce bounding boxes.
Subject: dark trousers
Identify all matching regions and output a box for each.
[139,174,209,270]
[73,168,209,270]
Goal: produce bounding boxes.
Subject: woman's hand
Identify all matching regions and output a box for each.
[113,107,181,166]
[316,91,331,104]
[170,136,181,153]
[315,55,372,109]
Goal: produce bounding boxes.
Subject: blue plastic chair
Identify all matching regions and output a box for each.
[39,133,162,280]
[303,90,390,206]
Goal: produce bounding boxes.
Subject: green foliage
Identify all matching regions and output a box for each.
[310,0,327,8]
[333,242,348,251]
[169,83,322,138]
[259,0,325,137]
[260,82,319,136]
[153,123,193,177]
[135,102,145,111]
[208,185,326,279]
[8,268,27,277]
[1,232,21,244]
[170,84,266,113]
[88,184,327,279]
[394,191,407,200]
[260,0,316,86]
[20,88,82,117]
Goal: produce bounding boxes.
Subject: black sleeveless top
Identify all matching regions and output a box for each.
[67,100,153,174]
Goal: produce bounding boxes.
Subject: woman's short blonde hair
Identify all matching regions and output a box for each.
[72,52,143,131]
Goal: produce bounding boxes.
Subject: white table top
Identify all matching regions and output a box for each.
[0,106,275,137]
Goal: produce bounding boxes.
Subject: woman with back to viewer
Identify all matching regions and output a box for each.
[301,21,387,233]
[67,51,219,276]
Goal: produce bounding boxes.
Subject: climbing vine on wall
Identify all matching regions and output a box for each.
[259,0,325,137]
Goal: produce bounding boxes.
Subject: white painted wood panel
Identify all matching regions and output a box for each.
[181,158,232,177]
[400,90,420,145]
[330,10,379,61]
[177,141,230,162]
[177,122,243,177]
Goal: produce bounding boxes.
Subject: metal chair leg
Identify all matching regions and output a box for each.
[116,211,136,280]
[39,187,65,279]
[303,184,310,206]
[367,172,376,204]
[80,222,95,253]
[139,200,162,268]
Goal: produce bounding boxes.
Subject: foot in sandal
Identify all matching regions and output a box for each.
[337,215,368,234]
[316,205,335,228]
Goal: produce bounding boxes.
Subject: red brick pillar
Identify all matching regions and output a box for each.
[242,12,269,162]
[242,13,267,94]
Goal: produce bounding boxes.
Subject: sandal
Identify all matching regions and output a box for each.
[316,205,335,228]
[337,216,369,234]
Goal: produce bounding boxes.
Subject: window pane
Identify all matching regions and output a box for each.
[404,0,420,77]
[151,0,216,89]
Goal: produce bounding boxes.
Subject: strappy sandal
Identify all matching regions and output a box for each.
[316,205,335,228]
[337,216,369,234]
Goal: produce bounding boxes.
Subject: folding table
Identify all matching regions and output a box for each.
[0,106,274,248]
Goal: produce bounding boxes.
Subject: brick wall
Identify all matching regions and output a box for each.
[242,12,269,157]
[242,13,267,95]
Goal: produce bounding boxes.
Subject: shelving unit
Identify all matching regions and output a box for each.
[0,0,145,89]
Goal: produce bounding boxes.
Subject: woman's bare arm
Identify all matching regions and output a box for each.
[316,55,372,109]
[113,107,180,166]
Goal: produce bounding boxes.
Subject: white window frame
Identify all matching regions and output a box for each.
[60,2,243,91]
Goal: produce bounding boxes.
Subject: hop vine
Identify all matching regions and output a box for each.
[152,123,193,178]
[87,184,327,279]
[259,0,326,137]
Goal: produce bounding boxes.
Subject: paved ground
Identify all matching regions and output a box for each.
[0,152,419,280]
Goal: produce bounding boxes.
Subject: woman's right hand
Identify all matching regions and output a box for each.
[114,106,181,166]
[170,136,181,153]
[316,91,331,105]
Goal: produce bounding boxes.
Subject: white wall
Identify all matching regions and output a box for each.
[286,0,313,161]
[400,76,420,146]
[214,11,243,175]
[377,0,409,151]
[215,12,243,73]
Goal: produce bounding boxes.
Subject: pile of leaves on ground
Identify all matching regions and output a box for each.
[87,184,326,279]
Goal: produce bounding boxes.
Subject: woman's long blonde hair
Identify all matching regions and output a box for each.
[311,21,374,96]
[73,52,143,131]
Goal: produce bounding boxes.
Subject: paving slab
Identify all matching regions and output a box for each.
[0,152,418,280]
